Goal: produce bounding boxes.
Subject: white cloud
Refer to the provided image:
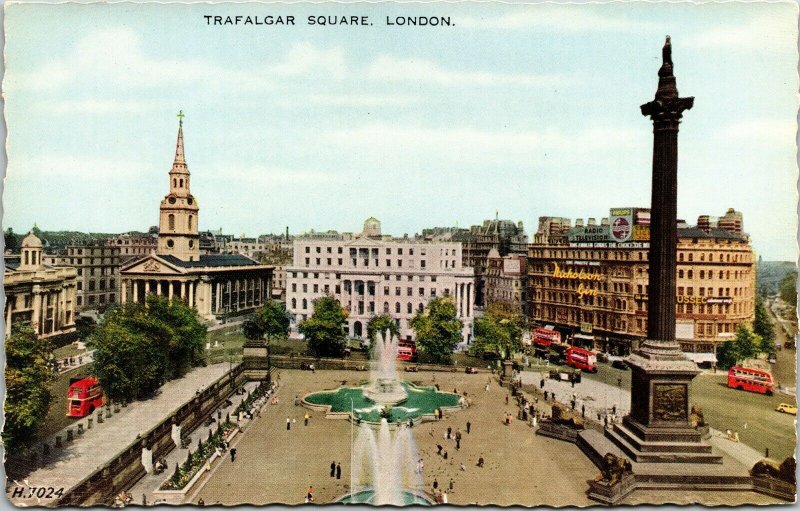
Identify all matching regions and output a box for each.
[307,93,418,107]
[683,14,797,52]
[366,55,573,87]
[320,123,640,168]
[459,8,654,32]
[33,99,160,115]
[716,118,797,146]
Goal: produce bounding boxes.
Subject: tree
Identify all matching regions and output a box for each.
[473,303,524,360]
[716,340,737,370]
[299,296,348,358]
[4,227,19,253]
[410,296,463,365]
[366,314,400,354]
[3,325,54,450]
[734,324,760,362]
[242,300,291,344]
[91,296,207,401]
[753,296,776,355]
[75,315,97,342]
[779,271,797,307]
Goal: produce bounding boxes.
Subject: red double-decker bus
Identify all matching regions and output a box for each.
[397,340,417,362]
[566,346,598,373]
[533,327,561,358]
[66,377,105,417]
[727,366,774,395]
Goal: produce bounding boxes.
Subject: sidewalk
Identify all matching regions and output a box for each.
[127,379,266,505]
[519,370,630,421]
[6,364,230,507]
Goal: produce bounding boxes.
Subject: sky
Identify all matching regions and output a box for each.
[2,1,798,260]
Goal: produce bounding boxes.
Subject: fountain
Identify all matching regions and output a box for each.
[338,419,431,506]
[363,331,408,406]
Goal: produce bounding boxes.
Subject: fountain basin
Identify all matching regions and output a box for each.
[363,377,408,406]
[303,382,459,423]
[336,488,433,506]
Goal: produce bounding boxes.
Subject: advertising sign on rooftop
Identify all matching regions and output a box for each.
[609,208,633,242]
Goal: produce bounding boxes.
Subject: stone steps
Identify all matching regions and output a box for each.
[612,423,713,454]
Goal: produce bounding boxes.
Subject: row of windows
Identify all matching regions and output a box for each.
[167,213,194,231]
[77,267,118,277]
[303,246,441,257]
[77,278,117,292]
[288,271,439,283]
[76,293,116,307]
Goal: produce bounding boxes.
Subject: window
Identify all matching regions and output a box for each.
[305,246,310,253]
[395,287,401,296]
[396,302,401,313]
[407,303,413,314]
[302,299,308,310]
[168,214,175,230]
[188,215,193,230]
[407,287,412,296]
[384,302,389,313]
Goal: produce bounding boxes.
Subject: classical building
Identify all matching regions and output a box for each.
[286,218,475,345]
[106,232,158,262]
[120,115,272,321]
[4,232,77,338]
[44,243,121,311]
[527,207,755,363]
[453,217,528,307]
[485,249,527,315]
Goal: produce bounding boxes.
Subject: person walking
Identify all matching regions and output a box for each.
[336,462,342,480]
[287,417,291,431]
[433,478,439,491]
[466,421,471,434]
[304,412,310,426]
[437,444,443,455]
[330,461,336,478]
[449,479,454,493]
[446,426,452,440]
[230,448,237,462]
[543,391,548,401]
[307,486,314,502]
[581,403,586,418]
[456,437,461,450]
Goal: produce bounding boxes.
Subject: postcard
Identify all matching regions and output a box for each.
[2,0,798,507]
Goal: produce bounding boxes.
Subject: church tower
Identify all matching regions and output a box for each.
[157,111,200,261]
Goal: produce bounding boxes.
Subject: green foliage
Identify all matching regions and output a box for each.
[90,296,206,401]
[299,296,348,358]
[2,325,54,450]
[410,297,463,365]
[716,341,738,370]
[162,421,235,490]
[753,296,775,355]
[717,324,766,369]
[366,315,400,354]
[4,227,19,253]
[242,300,291,343]
[779,271,797,307]
[473,303,524,360]
[75,316,97,343]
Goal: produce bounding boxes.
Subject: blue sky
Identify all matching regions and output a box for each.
[2,1,798,260]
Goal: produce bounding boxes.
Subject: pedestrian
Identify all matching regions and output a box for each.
[287,417,291,430]
[485,383,490,392]
[466,421,471,434]
[460,463,466,471]
[612,405,616,415]
[570,399,576,410]
[447,427,452,439]
[540,378,545,389]
[433,478,439,491]
[307,486,314,502]
[438,408,443,420]
[449,479,454,492]
[304,412,310,426]
[437,444,443,455]
[543,391,548,401]
[456,438,461,450]
[336,462,342,480]
[478,457,484,468]
[198,499,205,507]
[505,394,509,405]
[443,451,448,460]
[330,461,336,478]
[603,415,608,428]
[142,494,147,506]
[230,448,237,462]
[552,393,556,402]
[217,410,222,420]
[581,403,586,418]
[532,415,538,429]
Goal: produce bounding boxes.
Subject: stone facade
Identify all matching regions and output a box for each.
[527,208,755,360]
[4,232,77,337]
[44,244,120,311]
[105,233,158,263]
[485,249,527,315]
[286,222,475,344]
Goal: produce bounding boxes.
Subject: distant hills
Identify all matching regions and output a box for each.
[757,260,797,295]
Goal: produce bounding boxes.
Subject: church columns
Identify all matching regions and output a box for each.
[133,280,139,303]
[145,280,151,296]
[6,297,13,336]
[188,281,194,307]
[121,280,127,303]
[31,287,42,335]
[168,281,174,300]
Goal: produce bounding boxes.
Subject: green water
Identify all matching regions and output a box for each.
[337,489,432,506]
[304,382,459,422]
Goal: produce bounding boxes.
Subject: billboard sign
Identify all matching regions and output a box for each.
[609,208,633,242]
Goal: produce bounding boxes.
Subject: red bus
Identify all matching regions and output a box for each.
[397,340,417,362]
[727,366,774,395]
[566,346,598,373]
[533,327,561,358]
[66,377,104,417]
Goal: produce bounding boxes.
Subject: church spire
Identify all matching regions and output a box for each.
[172,110,188,171]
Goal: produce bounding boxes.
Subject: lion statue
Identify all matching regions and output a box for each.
[751,457,796,485]
[595,452,632,485]
[689,404,705,428]
[550,401,585,429]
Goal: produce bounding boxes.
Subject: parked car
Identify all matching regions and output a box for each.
[465,366,478,374]
[404,365,419,372]
[775,403,797,415]
[596,352,609,363]
[611,360,629,371]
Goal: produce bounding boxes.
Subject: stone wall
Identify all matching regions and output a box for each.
[57,364,247,506]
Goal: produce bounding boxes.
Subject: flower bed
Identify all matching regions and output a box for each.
[233,380,273,416]
[159,421,236,491]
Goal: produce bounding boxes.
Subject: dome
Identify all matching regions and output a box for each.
[21,231,42,249]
